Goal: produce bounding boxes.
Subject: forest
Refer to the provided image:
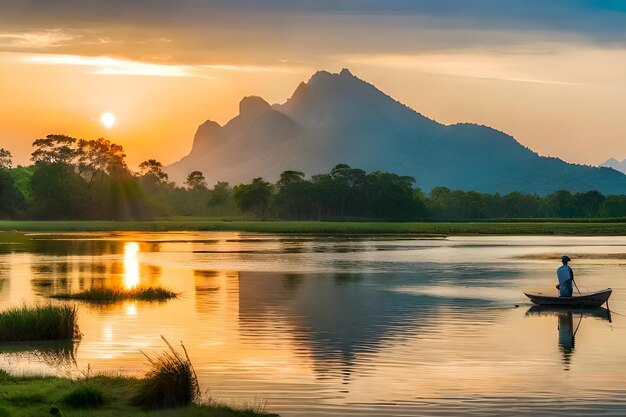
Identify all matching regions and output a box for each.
[1,135,626,221]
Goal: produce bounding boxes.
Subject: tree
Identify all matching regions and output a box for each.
[233,177,273,219]
[30,163,88,219]
[76,138,128,182]
[0,170,25,218]
[546,190,580,218]
[208,181,232,207]
[598,195,626,217]
[275,170,314,219]
[139,159,169,183]
[365,171,418,218]
[31,135,80,165]
[574,190,605,217]
[0,148,12,169]
[185,171,207,191]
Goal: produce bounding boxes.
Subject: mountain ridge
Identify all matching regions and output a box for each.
[167,69,626,195]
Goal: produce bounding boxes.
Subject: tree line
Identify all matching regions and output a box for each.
[1,135,626,220]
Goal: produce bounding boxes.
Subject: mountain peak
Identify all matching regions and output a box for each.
[339,68,353,77]
[239,95,271,119]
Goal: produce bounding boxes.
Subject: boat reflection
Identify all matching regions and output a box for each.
[526,306,611,369]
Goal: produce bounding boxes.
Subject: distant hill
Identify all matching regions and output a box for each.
[167,69,626,195]
[601,158,626,174]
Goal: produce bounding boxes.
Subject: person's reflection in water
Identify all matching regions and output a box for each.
[558,312,575,370]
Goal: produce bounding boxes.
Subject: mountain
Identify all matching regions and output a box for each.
[167,69,626,195]
[601,158,626,174]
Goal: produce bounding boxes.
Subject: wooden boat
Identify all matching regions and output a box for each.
[524,288,612,307]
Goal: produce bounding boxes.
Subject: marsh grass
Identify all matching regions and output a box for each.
[132,336,200,409]
[51,287,178,303]
[0,305,79,342]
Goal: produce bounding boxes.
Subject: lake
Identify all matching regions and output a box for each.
[1,232,625,416]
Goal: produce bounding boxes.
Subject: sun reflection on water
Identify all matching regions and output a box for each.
[124,242,140,289]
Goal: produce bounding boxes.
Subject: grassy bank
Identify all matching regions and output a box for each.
[0,370,277,417]
[50,287,178,304]
[0,305,79,343]
[2,219,626,235]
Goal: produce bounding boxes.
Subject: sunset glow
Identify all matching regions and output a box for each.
[2,3,626,168]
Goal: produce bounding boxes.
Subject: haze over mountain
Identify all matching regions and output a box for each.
[601,158,626,175]
[168,69,626,195]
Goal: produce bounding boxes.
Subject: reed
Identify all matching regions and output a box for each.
[0,304,79,342]
[131,336,200,409]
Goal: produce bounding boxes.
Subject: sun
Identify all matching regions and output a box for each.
[100,112,116,129]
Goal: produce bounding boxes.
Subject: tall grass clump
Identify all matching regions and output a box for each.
[131,336,200,409]
[50,287,178,303]
[0,305,79,342]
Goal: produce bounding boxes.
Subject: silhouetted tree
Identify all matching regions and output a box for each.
[185,171,208,191]
[139,159,169,184]
[0,148,12,169]
[31,135,80,165]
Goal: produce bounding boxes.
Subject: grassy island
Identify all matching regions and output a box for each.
[50,287,178,304]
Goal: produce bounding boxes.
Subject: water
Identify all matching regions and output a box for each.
[1,232,626,416]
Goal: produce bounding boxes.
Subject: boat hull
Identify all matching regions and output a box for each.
[524,288,612,307]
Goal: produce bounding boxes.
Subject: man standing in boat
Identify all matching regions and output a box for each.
[556,255,574,297]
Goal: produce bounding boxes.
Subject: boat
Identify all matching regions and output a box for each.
[524,288,612,307]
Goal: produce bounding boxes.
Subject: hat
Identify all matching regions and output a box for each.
[561,255,571,263]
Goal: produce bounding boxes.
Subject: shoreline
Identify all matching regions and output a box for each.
[2,219,626,235]
[0,370,277,416]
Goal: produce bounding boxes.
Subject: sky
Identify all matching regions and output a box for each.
[2,1,626,168]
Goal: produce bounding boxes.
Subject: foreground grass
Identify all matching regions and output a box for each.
[0,305,79,342]
[2,219,626,235]
[0,370,277,417]
[50,287,178,304]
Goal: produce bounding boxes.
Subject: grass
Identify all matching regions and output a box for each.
[0,369,278,417]
[62,385,106,408]
[132,337,199,409]
[2,218,626,235]
[0,305,80,342]
[50,287,178,304]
